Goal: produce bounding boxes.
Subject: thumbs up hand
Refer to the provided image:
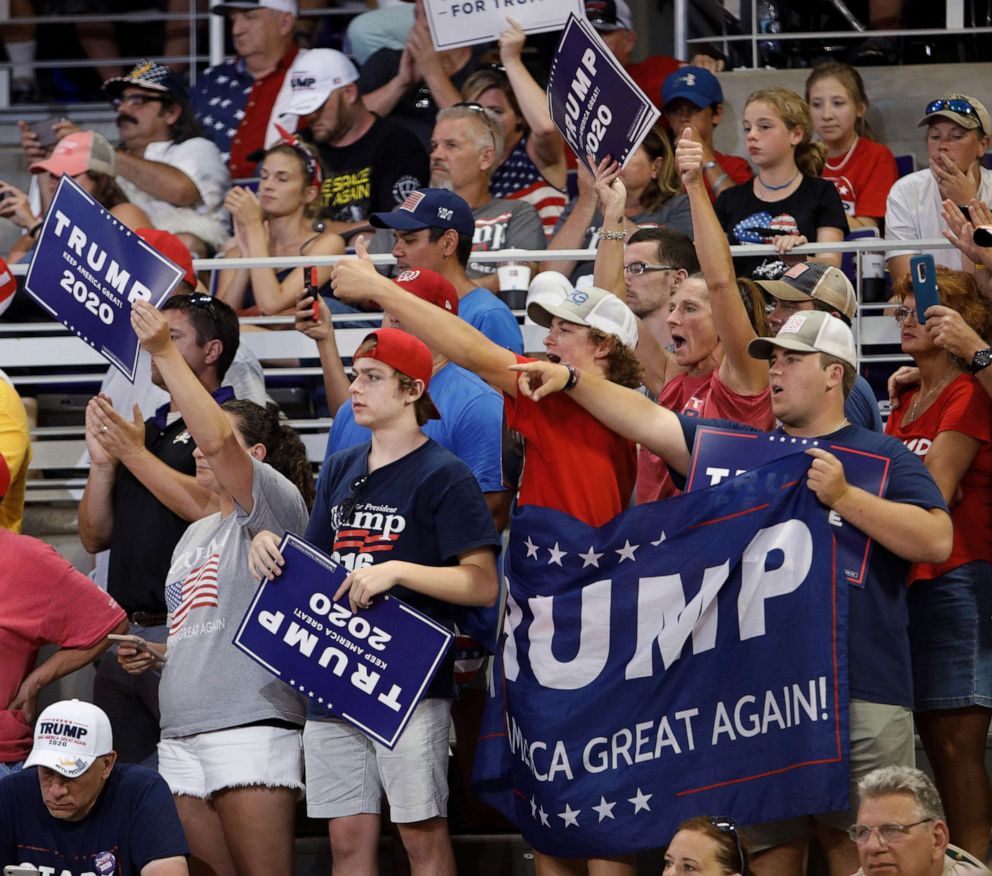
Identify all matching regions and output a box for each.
[675,126,705,186]
[330,234,380,305]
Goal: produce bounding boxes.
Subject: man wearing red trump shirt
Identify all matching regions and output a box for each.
[0,452,128,776]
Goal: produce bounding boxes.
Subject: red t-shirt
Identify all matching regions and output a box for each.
[506,356,637,527]
[885,373,992,581]
[229,46,299,180]
[627,56,682,104]
[637,369,774,504]
[1,532,126,762]
[707,151,753,203]
[821,137,898,222]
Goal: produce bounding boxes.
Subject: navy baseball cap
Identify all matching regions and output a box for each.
[369,188,475,237]
[103,58,188,101]
[662,66,723,110]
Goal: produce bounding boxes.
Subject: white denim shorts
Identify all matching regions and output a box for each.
[158,723,304,799]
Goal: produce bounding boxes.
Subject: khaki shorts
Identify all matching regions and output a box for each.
[303,698,451,822]
[743,699,915,852]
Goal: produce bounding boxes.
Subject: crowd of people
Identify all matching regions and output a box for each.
[2,1,992,875]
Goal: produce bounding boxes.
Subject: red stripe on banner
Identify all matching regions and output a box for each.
[689,503,770,528]
[676,754,846,796]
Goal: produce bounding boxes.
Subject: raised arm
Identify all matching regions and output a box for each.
[542,164,597,277]
[498,17,565,187]
[677,127,767,395]
[591,156,627,299]
[131,300,257,512]
[331,238,521,395]
[295,292,352,413]
[510,360,692,472]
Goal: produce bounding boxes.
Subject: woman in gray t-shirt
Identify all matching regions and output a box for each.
[118,297,315,876]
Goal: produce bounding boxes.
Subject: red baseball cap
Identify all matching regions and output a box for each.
[393,268,458,315]
[135,228,198,288]
[356,327,434,389]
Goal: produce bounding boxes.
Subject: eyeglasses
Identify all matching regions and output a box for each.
[454,101,499,153]
[708,816,747,875]
[624,262,674,276]
[926,98,979,118]
[111,93,167,110]
[847,819,933,845]
[892,306,918,324]
[335,474,368,529]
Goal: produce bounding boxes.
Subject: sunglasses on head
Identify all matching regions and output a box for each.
[708,816,747,875]
[926,98,980,118]
[454,101,499,152]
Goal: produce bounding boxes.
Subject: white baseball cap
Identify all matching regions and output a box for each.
[748,309,857,369]
[528,283,639,350]
[283,49,360,116]
[24,700,114,778]
[211,0,297,16]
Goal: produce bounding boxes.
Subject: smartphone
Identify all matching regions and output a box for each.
[107,633,167,663]
[30,116,66,148]
[5,866,41,875]
[910,254,941,323]
[973,225,992,247]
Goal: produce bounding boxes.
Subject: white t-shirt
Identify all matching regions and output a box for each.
[118,137,231,250]
[885,165,992,269]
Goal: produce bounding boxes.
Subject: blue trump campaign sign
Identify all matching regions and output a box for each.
[473,451,849,858]
[686,427,891,586]
[547,14,659,171]
[233,533,454,748]
[23,175,182,382]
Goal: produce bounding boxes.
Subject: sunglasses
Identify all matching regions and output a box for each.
[336,474,368,529]
[708,816,747,875]
[925,98,982,122]
[454,101,499,153]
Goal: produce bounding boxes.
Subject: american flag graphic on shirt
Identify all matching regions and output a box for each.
[166,553,220,634]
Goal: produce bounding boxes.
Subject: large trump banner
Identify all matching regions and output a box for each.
[474,452,850,857]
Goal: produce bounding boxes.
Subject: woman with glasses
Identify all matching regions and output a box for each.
[115,298,315,876]
[247,326,500,876]
[216,135,345,318]
[883,266,992,859]
[886,94,992,281]
[544,122,693,285]
[460,18,566,240]
[664,816,751,876]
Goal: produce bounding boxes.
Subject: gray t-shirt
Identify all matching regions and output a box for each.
[467,197,546,279]
[159,457,309,738]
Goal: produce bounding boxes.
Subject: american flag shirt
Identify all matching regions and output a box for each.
[158,458,309,738]
[490,135,566,241]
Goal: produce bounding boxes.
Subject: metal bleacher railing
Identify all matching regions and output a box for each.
[4,238,954,502]
[671,0,989,68]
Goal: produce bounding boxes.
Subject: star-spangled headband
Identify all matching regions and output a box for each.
[273,124,322,187]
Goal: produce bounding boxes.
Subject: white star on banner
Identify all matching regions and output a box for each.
[558,803,580,827]
[592,796,616,822]
[216,74,228,84]
[317,697,324,704]
[616,539,639,562]
[650,531,667,546]
[547,542,567,566]
[628,788,652,813]
[579,546,603,568]
[530,796,538,818]
[524,536,539,558]
[538,806,550,827]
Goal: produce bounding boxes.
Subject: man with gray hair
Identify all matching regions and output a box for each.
[850,766,990,875]
[429,104,545,292]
